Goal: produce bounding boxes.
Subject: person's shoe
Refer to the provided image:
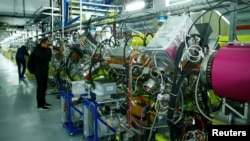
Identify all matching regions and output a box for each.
[45,103,52,107]
[37,106,49,111]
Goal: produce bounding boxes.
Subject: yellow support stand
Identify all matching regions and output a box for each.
[218,35,250,47]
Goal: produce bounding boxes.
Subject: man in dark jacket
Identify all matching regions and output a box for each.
[33,37,52,110]
[15,45,29,79]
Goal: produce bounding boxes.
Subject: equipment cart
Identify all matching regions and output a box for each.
[82,96,117,141]
[60,90,84,135]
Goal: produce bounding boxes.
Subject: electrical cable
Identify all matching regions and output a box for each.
[167,2,248,138]
[117,11,155,37]
[125,23,143,35]
[143,20,155,34]
[199,7,213,50]
[173,88,185,125]
[194,74,224,125]
[132,66,145,94]
[140,104,151,131]
[168,68,199,141]
[100,24,113,40]
[206,0,213,8]
[121,123,169,130]
[184,45,204,63]
[145,33,154,46]
[153,51,174,70]
[239,0,250,5]
[147,112,158,141]
[65,51,74,80]
[188,0,231,35]
[216,5,250,45]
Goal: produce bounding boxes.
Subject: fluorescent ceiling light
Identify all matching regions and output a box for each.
[125,0,145,11]
[170,0,191,5]
[166,0,170,7]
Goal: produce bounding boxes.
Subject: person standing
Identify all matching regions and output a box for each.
[15,45,29,79]
[33,37,52,110]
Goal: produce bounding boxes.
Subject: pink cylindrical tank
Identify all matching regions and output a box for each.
[211,44,250,102]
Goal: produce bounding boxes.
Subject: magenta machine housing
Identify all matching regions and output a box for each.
[202,43,250,102]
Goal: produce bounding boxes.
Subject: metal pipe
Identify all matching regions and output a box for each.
[62,0,65,39]
[116,0,225,22]
[97,98,125,104]
[70,1,121,8]
[147,113,158,141]
[225,102,245,119]
[51,0,54,37]
[23,0,26,17]
[229,2,237,41]
[80,0,83,33]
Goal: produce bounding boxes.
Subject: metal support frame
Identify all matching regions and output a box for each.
[60,90,84,135]
[229,2,237,41]
[82,95,116,141]
[217,98,250,124]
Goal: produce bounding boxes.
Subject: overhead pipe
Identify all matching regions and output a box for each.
[62,0,65,39]
[62,0,67,23]
[80,1,119,8]
[116,0,227,22]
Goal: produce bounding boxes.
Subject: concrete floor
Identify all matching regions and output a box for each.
[0,53,83,141]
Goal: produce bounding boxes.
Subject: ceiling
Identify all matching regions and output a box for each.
[0,0,50,26]
[0,0,183,28]
[0,0,53,41]
[0,0,249,44]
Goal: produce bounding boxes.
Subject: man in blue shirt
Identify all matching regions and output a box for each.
[15,45,29,79]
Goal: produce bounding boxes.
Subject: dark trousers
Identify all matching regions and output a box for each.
[16,58,26,77]
[35,73,48,107]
